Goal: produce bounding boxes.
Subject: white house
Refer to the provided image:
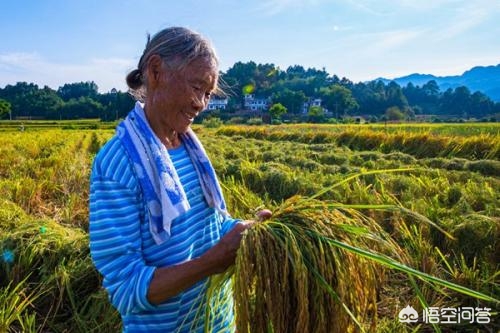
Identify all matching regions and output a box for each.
[206,97,229,111]
[302,98,324,114]
[244,94,270,111]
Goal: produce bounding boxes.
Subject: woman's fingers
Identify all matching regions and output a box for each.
[256,209,273,221]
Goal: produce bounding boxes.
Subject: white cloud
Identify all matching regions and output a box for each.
[0,52,134,92]
[388,0,462,10]
[346,0,498,16]
[333,28,425,56]
[0,52,39,67]
[255,0,328,15]
[372,29,424,51]
[432,6,491,41]
[345,0,390,15]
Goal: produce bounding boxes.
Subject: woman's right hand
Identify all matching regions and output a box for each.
[202,221,255,274]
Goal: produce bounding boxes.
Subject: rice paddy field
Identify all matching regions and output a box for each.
[0,122,498,332]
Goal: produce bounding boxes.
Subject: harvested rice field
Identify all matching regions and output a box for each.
[0,123,498,332]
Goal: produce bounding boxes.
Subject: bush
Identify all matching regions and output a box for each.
[319,153,349,165]
[449,216,498,264]
[202,117,224,128]
[443,158,467,171]
[247,117,263,126]
[227,117,246,124]
[446,186,463,206]
[465,160,500,176]
[0,199,121,331]
[385,152,417,164]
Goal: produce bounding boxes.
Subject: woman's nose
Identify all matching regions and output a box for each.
[192,94,206,111]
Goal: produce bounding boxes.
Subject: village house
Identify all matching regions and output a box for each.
[244,94,270,111]
[302,97,328,114]
[206,97,229,111]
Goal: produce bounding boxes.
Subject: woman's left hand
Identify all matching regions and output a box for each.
[255,209,272,221]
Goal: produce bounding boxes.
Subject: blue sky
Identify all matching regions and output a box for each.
[1,0,499,93]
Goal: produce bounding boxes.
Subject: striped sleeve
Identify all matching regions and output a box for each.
[221,216,240,236]
[89,138,157,315]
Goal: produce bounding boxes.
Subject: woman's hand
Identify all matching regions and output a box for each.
[256,209,273,221]
[202,221,254,274]
[147,209,274,303]
[148,220,258,303]
[202,209,272,274]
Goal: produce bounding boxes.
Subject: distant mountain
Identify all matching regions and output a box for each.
[375,64,500,102]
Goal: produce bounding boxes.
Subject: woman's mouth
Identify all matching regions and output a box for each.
[183,111,197,122]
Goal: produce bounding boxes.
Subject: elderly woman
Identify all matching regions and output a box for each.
[89,27,269,332]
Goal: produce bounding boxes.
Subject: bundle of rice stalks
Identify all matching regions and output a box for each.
[232,196,403,333]
[206,183,498,333]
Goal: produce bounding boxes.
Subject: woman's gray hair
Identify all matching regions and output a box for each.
[126,27,219,102]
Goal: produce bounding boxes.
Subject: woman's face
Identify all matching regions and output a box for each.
[150,57,218,134]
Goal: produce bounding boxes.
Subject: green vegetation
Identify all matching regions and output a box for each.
[0,123,498,332]
[1,63,499,122]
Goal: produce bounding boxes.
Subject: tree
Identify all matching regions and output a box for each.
[385,106,405,121]
[440,86,471,118]
[271,89,306,114]
[320,84,359,118]
[58,97,104,119]
[285,65,306,79]
[402,81,440,115]
[386,81,409,111]
[308,105,325,123]
[57,81,99,101]
[0,82,40,118]
[97,90,134,121]
[0,82,63,119]
[422,80,440,96]
[222,61,259,105]
[268,103,287,121]
[0,99,11,119]
[469,91,493,119]
[33,86,64,118]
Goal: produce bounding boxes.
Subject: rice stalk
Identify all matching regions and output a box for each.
[204,194,498,333]
[0,275,41,332]
[231,196,397,333]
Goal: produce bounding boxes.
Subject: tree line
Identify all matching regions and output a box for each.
[0,82,134,121]
[221,62,499,122]
[0,61,498,122]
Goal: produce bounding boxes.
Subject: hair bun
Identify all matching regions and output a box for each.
[126,69,143,90]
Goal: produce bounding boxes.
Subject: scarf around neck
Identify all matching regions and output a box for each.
[117,102,228,244]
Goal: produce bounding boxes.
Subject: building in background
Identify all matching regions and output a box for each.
[302,98,326,114]
[206,97,229,111]
[244,94,270,111]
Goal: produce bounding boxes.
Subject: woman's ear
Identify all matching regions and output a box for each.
[146,55,164,87]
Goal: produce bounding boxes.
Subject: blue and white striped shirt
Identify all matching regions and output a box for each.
[89,136,238,332]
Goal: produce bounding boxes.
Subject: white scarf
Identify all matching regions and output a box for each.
[117,102,228,244]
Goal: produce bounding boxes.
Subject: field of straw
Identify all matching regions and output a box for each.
[0,122,498,332]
